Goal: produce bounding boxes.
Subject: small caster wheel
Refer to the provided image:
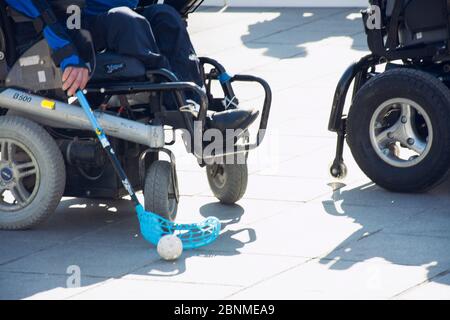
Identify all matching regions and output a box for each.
[144,160,178,221]
[206,163,248,204]
[330,161,347,180]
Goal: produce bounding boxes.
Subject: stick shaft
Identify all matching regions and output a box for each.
[76,91,141,206]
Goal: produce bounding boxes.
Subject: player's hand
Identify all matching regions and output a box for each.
[62,66,89,96]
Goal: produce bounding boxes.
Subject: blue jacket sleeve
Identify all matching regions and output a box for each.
[5,0,85,70]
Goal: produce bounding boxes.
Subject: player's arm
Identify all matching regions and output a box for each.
[5,0,89,95]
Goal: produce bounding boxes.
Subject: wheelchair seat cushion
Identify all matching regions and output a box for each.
[90,51,147,82]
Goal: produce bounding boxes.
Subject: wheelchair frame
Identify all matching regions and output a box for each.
[0,1,272,226]
[328,0,450,186]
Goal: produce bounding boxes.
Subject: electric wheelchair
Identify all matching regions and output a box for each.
[329,0,450,192]
[0,0,272,229]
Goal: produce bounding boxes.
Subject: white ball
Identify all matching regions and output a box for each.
[157,235,183,261]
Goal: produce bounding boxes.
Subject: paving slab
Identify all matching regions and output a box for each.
[0,198,133,265]
[0,198,132,243]
[320,232,450,281]
[0,238,56,267]
[202,202,423,259]
[265,87,340,121]
[0,240,160,278]
[0,271,107,300]
[207,174,333,202]
[318,178,450,210]
[177,170,212,196]
[230,258,435,300]
[396,273,450,300]
[128,252,308,287]
[69,279,241,300]
[255,142,366,184]
[383,207,450,239]
[198,45,307,76]
[249,16,366,46]
[174,195,298,226]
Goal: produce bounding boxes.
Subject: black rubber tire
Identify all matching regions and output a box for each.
[206,163,248,204]
[144,160,178,221]
[0,116,66,229]
[347,68,450,193]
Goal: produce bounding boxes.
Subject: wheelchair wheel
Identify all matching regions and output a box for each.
[347,68,450,192]
[144,160,178,221]
[0,116,66,229]
[206,163,248,204]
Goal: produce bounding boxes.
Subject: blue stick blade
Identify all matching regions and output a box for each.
[135,205,221,250]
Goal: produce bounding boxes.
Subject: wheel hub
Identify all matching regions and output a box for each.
[0,139,40,212]
[369,98,433,168]
[209,164,227,188]
[0,167,14,183]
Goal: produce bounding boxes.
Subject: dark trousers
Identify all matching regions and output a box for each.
[84,4,203,87]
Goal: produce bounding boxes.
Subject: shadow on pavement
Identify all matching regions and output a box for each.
[0,197,256,298]
[140,201,257,277]
[319,180,450,291]
[0,198,135,300]
[241,8,367,59]
[200,202,257,255]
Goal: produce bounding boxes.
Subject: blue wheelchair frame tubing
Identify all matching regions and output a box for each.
[218,72,232,84]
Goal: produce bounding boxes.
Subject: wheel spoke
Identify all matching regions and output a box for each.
[376,118,403,146]
[398,104,428,154]
[11,184,30,206]
[15,161,37,179]
[0,140,5,162]
[400,103,413,120]
[407,139,427,155]
[18,168,37,179]
[10,188,24,206]
[401,117,415,135]
[375,129,392,146]
[0,140,12,162]
[6,142,15,163]
[15,161,35,171]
